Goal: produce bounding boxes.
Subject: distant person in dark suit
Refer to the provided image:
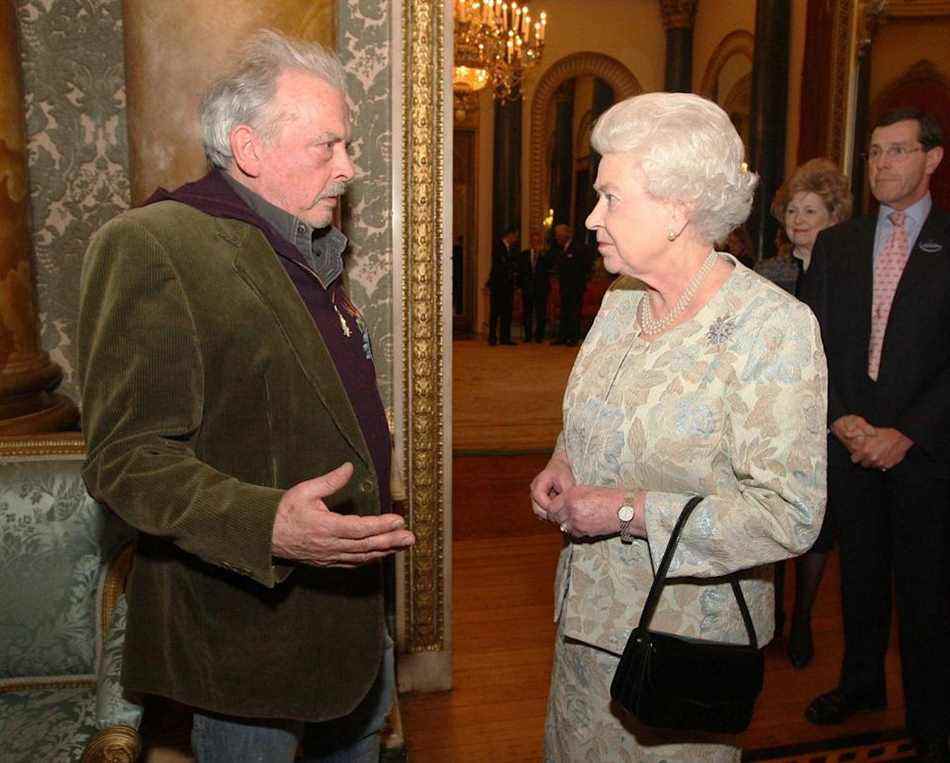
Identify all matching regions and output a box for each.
[518,228,552,342]
[487,225,519,345]
[551,224,592,346]
[800,108,950,762]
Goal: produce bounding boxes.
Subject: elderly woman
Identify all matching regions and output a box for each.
[765,159,852,669]
[531,93,828,762]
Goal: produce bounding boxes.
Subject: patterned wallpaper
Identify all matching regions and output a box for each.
[16,0,130,406]
[15,0,394,411]
[339,0,394,407]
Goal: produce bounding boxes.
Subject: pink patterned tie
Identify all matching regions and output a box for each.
[867,211,910,380]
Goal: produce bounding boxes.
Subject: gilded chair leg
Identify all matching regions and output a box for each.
[81,725,142,763]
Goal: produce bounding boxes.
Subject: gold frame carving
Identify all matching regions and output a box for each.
[828,0,863,171]
[402,0,447,653]
[0,432,85,460]
[528,52,641,232]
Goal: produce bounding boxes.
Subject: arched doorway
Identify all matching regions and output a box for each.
[528,52,641,233]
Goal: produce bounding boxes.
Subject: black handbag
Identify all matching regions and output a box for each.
[610,496,765,734]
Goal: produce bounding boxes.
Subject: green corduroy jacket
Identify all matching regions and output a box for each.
[78,200,384,722]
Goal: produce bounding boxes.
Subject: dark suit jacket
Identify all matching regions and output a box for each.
[518,247,552,298]
[553,238,593,294]
[799,206,950,465]
[488,238,517,292]
[79,200,384,721]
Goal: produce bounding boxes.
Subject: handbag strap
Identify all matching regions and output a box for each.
[637,496,759,649]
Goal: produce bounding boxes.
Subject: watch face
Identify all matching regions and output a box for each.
[618,505,635,522]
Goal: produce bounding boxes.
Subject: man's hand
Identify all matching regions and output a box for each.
[849,427,914,471]
[272,462,415,568]
[530,452,576,521]
[831,414,876,455]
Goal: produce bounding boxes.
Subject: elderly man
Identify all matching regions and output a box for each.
[801,108,950,762]
[78,31,414,762]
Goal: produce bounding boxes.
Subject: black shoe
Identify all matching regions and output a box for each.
[564,339,577,346]
[805,688,886,725]
[534,337,544,343]
[501,340,516,345]
[488,338,497,346]
[550,339,565,345]
[787,616,814,669]
[914,737,950,762]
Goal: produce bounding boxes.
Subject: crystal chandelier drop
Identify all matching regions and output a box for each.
[453,0,548,104]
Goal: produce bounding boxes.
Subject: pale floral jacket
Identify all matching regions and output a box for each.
[554,255,827,655]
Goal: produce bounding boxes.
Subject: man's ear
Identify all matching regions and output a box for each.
[229,125,262,178]
[925,145,944,177]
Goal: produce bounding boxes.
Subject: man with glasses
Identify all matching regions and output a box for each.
[800,108,950,761]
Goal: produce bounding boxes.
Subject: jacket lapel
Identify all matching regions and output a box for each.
[890,207,950,312]
[849,218,877,343]
[221,219,370,465]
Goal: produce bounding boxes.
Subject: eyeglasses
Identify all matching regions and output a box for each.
[863,145,925,163]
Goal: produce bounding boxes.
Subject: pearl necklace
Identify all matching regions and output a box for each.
[638,250,719,336]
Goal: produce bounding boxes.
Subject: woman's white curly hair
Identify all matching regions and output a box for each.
[590,92,758,244]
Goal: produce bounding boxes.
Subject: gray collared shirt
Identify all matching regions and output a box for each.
[224,174,347,288]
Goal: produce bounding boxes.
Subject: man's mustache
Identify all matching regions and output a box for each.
[315,182,348,204]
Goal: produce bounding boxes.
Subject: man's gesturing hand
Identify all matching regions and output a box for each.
[272,462,415,568]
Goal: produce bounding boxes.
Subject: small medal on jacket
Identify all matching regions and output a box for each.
[330,290,352,338]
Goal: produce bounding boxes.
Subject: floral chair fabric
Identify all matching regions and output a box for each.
[0,459,142,762]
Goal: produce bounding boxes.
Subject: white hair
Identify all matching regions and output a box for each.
[590,92,758,244]
[199,29,347,170]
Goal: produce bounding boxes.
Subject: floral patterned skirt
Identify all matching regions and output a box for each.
[544,623,741,763]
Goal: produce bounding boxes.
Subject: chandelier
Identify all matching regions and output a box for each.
[453,0,548,104]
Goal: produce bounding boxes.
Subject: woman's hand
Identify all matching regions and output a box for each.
[530,452,576,521]
[546,485,630,538]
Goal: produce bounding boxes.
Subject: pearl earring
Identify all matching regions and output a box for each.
[667,228,677,242]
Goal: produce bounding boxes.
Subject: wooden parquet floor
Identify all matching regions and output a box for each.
[399,338,913,762]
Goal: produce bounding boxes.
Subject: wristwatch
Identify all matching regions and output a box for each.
[617,501,637,544]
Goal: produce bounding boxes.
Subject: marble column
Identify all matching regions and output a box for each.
[492,97,522,237]
[122,0,335,203]
[0,3,78,435]
[659,0,697,93]
[747,0,790,261]
[551,85,574,228]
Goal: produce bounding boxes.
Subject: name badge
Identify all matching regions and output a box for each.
[918,240,943,254]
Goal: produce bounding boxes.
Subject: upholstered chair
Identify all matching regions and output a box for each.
[0,459,143,762]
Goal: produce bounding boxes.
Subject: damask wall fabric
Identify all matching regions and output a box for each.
[17,0,395,409]
[339,0,394,407]
[16,0,131,405]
